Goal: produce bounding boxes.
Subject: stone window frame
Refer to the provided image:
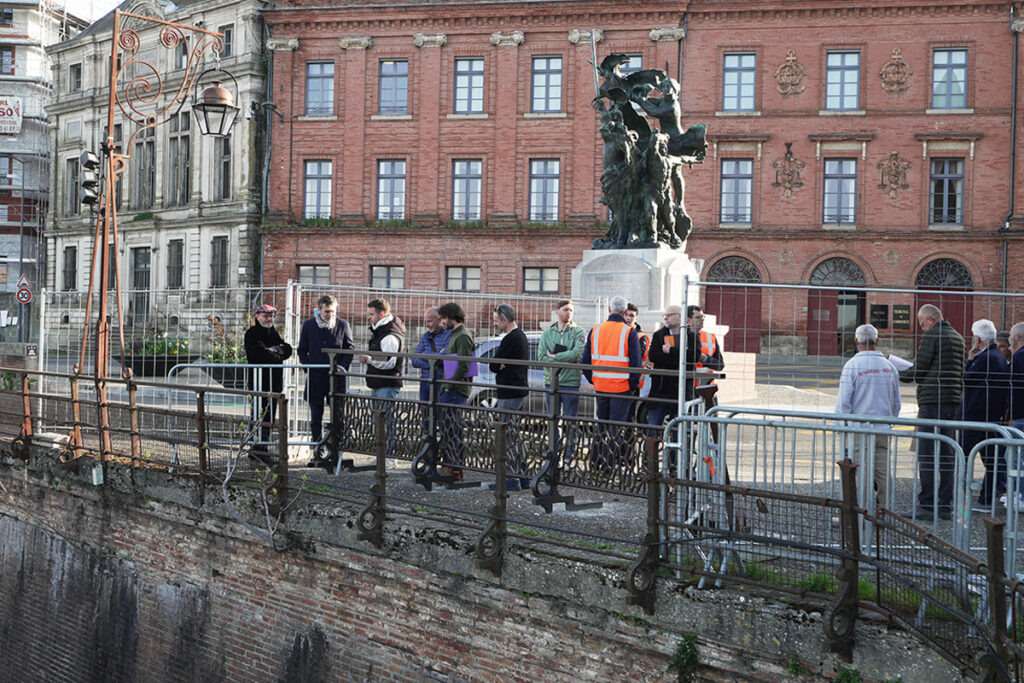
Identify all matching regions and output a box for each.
[931,47,968,110]
[523,266,559,294]
[722,51,757,112]
[62,245,78,291]
[370,265,405,290]
[719,158,754,224]
[528,158,560,222]
[446,265,481,292]
[166,238,185,290]
[305,60,335,116]
[822,158,858,226]
[377,159,407,220]
[378,59,409,116]
[824,49,860,111]
[451,159,482,221]
[453,57,484,114]
[928,157,965,227]
[303,159,333,219]
[530,55,563,114]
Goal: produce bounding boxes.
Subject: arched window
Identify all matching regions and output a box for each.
[809,257,865,286]
[915,258,973,289]
[707,256,762,283]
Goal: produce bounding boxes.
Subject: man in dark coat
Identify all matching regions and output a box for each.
[961,318,1010,510]
[900,304,966,520]
[244,303,293,462]
[298,294,355,466]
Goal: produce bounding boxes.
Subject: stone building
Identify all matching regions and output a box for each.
[43,0,267,338]
[0,0,87,341]
[261,0,1024,354]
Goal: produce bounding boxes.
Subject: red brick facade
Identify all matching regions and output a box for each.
[262,0,1024,349]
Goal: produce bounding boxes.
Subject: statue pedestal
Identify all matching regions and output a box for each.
[570,247,701,328]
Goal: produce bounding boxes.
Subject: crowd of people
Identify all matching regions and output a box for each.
[836,304,1024,520]
[242,295,722,483]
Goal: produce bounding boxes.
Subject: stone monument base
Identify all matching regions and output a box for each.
[570,246,701,328]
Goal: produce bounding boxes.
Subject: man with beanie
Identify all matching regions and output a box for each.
[244,303,293,463]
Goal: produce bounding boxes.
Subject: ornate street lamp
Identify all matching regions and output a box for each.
[192,76,240,137]
[74,9,239,460]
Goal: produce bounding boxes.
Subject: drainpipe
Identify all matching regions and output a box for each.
[677,12,687,85]
[260,19,273,294]
[1002,5,1019,326]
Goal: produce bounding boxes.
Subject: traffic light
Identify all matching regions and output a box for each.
[79,150,100,206]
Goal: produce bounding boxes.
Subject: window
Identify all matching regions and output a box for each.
[130,247,151,322]
[175,40,188,70]
[720,159,753,223]
[210,236,229,288]
[297,264,330,284]
[446,266,480,291]
[214,136,231,201]
[0,155,11,187]
[304,160,332,219]
[166,239,184,289]
[65,120,81,139]
[932,48,968,109]
[0,205,6,222]
[377,160,406,220]
[218,25,233,57]
[112,124,123,209]
[825,51,859,110]
[379,60,408,115]
[454,58,484,114]
[822,159,857,224]
[167,112,191,206]
[528,159,559,222]
[452,159,481,220]
[722,52,756,111]
[62,246,77,291]
[132,129,154,209]
[65,158,79,216]
[107,243,117,290]
[305,61,334,116]
[523,267,558,293]
[370,265,404,289]
[69,63,82,92]
[930,158,964,225]
[1,46,14,75]
[531,56,562,113]
[0,10,12,26]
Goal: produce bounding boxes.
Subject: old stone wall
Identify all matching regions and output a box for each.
[0,452,966,682]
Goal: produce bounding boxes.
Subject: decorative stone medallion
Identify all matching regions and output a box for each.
[774,50,806,96]
[771,143,806,198]
[876,151,912,199]
[879,47,912,93]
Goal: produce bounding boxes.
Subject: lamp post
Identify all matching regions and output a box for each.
[78,9,239,459]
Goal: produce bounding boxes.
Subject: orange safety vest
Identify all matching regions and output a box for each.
[694,329,718,387]
[590,320,632,393]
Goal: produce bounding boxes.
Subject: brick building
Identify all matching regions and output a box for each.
[261,0,1024,354]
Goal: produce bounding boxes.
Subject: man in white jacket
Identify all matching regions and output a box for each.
[836,324,902,507]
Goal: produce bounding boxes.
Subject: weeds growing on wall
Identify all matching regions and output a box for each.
[668,634,699,683]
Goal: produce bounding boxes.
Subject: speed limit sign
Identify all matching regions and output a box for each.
[15,287,31,304]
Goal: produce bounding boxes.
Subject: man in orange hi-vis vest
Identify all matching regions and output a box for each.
[687,305,724,389]
[581,296,642,473]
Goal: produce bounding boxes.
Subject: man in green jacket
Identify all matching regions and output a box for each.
[900,303,966,520]
[538,299,586,418]
[437,302,476,480]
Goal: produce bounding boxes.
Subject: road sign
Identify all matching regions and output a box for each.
[15,288,31,304]
[16,274,29,289]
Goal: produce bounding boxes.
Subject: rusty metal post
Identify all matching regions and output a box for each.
[627,435,662,615]
[826,459,860,659]
[11,371,33,460]
[196,390,208,505]
[475,421,508,575]
[127,376,141,467]
[96,376,112,465]
[274,392,290,518]
[357,409,387,548]
[980,518,1011,679]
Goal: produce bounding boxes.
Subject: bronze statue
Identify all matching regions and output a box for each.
[591,53,706,250]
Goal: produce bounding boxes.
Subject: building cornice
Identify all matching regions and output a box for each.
[688,0,1007,23]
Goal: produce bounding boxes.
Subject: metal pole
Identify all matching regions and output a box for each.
[17,157,24,342]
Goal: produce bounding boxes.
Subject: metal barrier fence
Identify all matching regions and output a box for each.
[8,361,1024,676]
[665,407,1024,578]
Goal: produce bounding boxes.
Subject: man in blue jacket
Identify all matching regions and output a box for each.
[298,294,355,466]
[410,306,450,404]
[961,318,1010,510]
